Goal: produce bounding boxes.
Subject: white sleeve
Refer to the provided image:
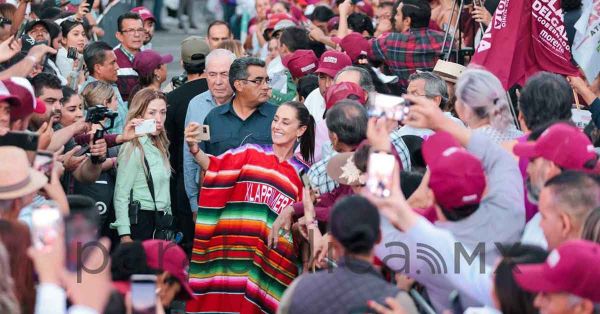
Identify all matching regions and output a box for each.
[35,283,67,314]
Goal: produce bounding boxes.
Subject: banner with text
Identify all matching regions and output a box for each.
[472,0,578,89]
[573,0,600,82]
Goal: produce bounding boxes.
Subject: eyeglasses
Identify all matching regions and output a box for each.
[240,77,272,86]
[121,28,145,35]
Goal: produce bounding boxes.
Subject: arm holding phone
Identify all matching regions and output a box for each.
[0,43,56,80]
[184,122,211,171]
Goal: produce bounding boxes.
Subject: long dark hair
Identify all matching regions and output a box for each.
[495,243,548,314]
[282,101,315,164]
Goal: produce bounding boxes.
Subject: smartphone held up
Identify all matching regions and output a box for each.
[367,93,411,121]
[135,119,157,135]
[366,151,395,198]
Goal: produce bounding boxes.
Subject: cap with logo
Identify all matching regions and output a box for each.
[1,77,46,121]
[315,51,352,78]
[422,131,486,210]
[282,49,318,79]
[325,81,366,110]
[142,239,195,300]
[181,36,210,66]
[513,123,597,171]
[131,6,156,22]
[514,240,600,302]
[133,49,174,77]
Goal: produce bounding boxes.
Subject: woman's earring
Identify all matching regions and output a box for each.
[297,137,301,143]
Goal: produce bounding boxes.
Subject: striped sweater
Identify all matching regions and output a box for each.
[187,144,308,314]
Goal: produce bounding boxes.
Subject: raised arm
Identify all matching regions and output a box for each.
[185,122,211,170]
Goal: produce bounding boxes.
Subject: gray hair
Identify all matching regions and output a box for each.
[408,71,448,106]
[205,48,236,68]
[228,57,266,92]
[456,69,512,130]
[335,66,375,92]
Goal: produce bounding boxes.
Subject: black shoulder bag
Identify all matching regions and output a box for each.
[141,154,177,241]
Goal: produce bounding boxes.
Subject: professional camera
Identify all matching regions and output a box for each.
[85,105,118,164]
[171,73,188,90]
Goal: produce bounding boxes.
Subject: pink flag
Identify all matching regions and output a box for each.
[471,0,579,89]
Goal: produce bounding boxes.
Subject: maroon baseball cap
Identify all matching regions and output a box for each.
[2,78,46,121]
[513,123,597,171]
[356,1,374,17]
[514,240,600,302]
[325,81,366,110]
[423,131,486,210]
[327,16,340,33]
[133,50,173,77]
[142,239,195,300]
[131,6,156,22]
[282,50,318,79]
[338,32,370,62]
[0,81,22,109]
[315,51,352,78]
[266,13,298,29]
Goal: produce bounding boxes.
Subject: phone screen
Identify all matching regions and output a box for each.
[34,151,53,180]
[65,211,98,271]
[366,152,395,198]
[131,275,157,314]
[367,93,410,121]
[31,201,63,249]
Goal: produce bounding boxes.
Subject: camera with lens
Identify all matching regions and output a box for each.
[67,47,78,60]
[85,105,118,164]
[86,105,118,126]
[171,73,188,90]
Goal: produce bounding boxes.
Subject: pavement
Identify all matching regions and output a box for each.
[147,0,213,82]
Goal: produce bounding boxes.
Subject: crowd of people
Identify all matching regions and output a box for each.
[0,0,599,313]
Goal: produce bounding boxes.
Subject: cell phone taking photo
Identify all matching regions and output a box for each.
[34,151,53,180]
[194,124,211,142]
[134,119,157,135]
[366,151,395,198]
[131,274,157,314]
[31,201,63,249]
[367,93,411,121]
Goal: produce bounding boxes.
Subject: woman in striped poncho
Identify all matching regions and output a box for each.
[184,101,315,314]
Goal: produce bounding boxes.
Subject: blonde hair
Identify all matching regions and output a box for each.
[217,39,246,58]
[80,81,115,110]
[123,88,170,168]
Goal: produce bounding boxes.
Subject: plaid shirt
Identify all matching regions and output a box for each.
[372,28,448,88]
[308,135,411,194]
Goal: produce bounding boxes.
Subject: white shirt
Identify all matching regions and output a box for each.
[396,112,463,138]
[521,212,548,249]
[304,88,325,125]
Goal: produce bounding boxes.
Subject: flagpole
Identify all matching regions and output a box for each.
[506,91,521,130]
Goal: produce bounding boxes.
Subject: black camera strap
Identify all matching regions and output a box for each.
[141,150,159,231]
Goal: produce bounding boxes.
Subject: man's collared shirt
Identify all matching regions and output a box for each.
[372,28,449,88]
[200,100,277,157]
[183,90,221,211]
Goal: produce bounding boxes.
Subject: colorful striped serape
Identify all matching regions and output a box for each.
[187,144,307,314]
